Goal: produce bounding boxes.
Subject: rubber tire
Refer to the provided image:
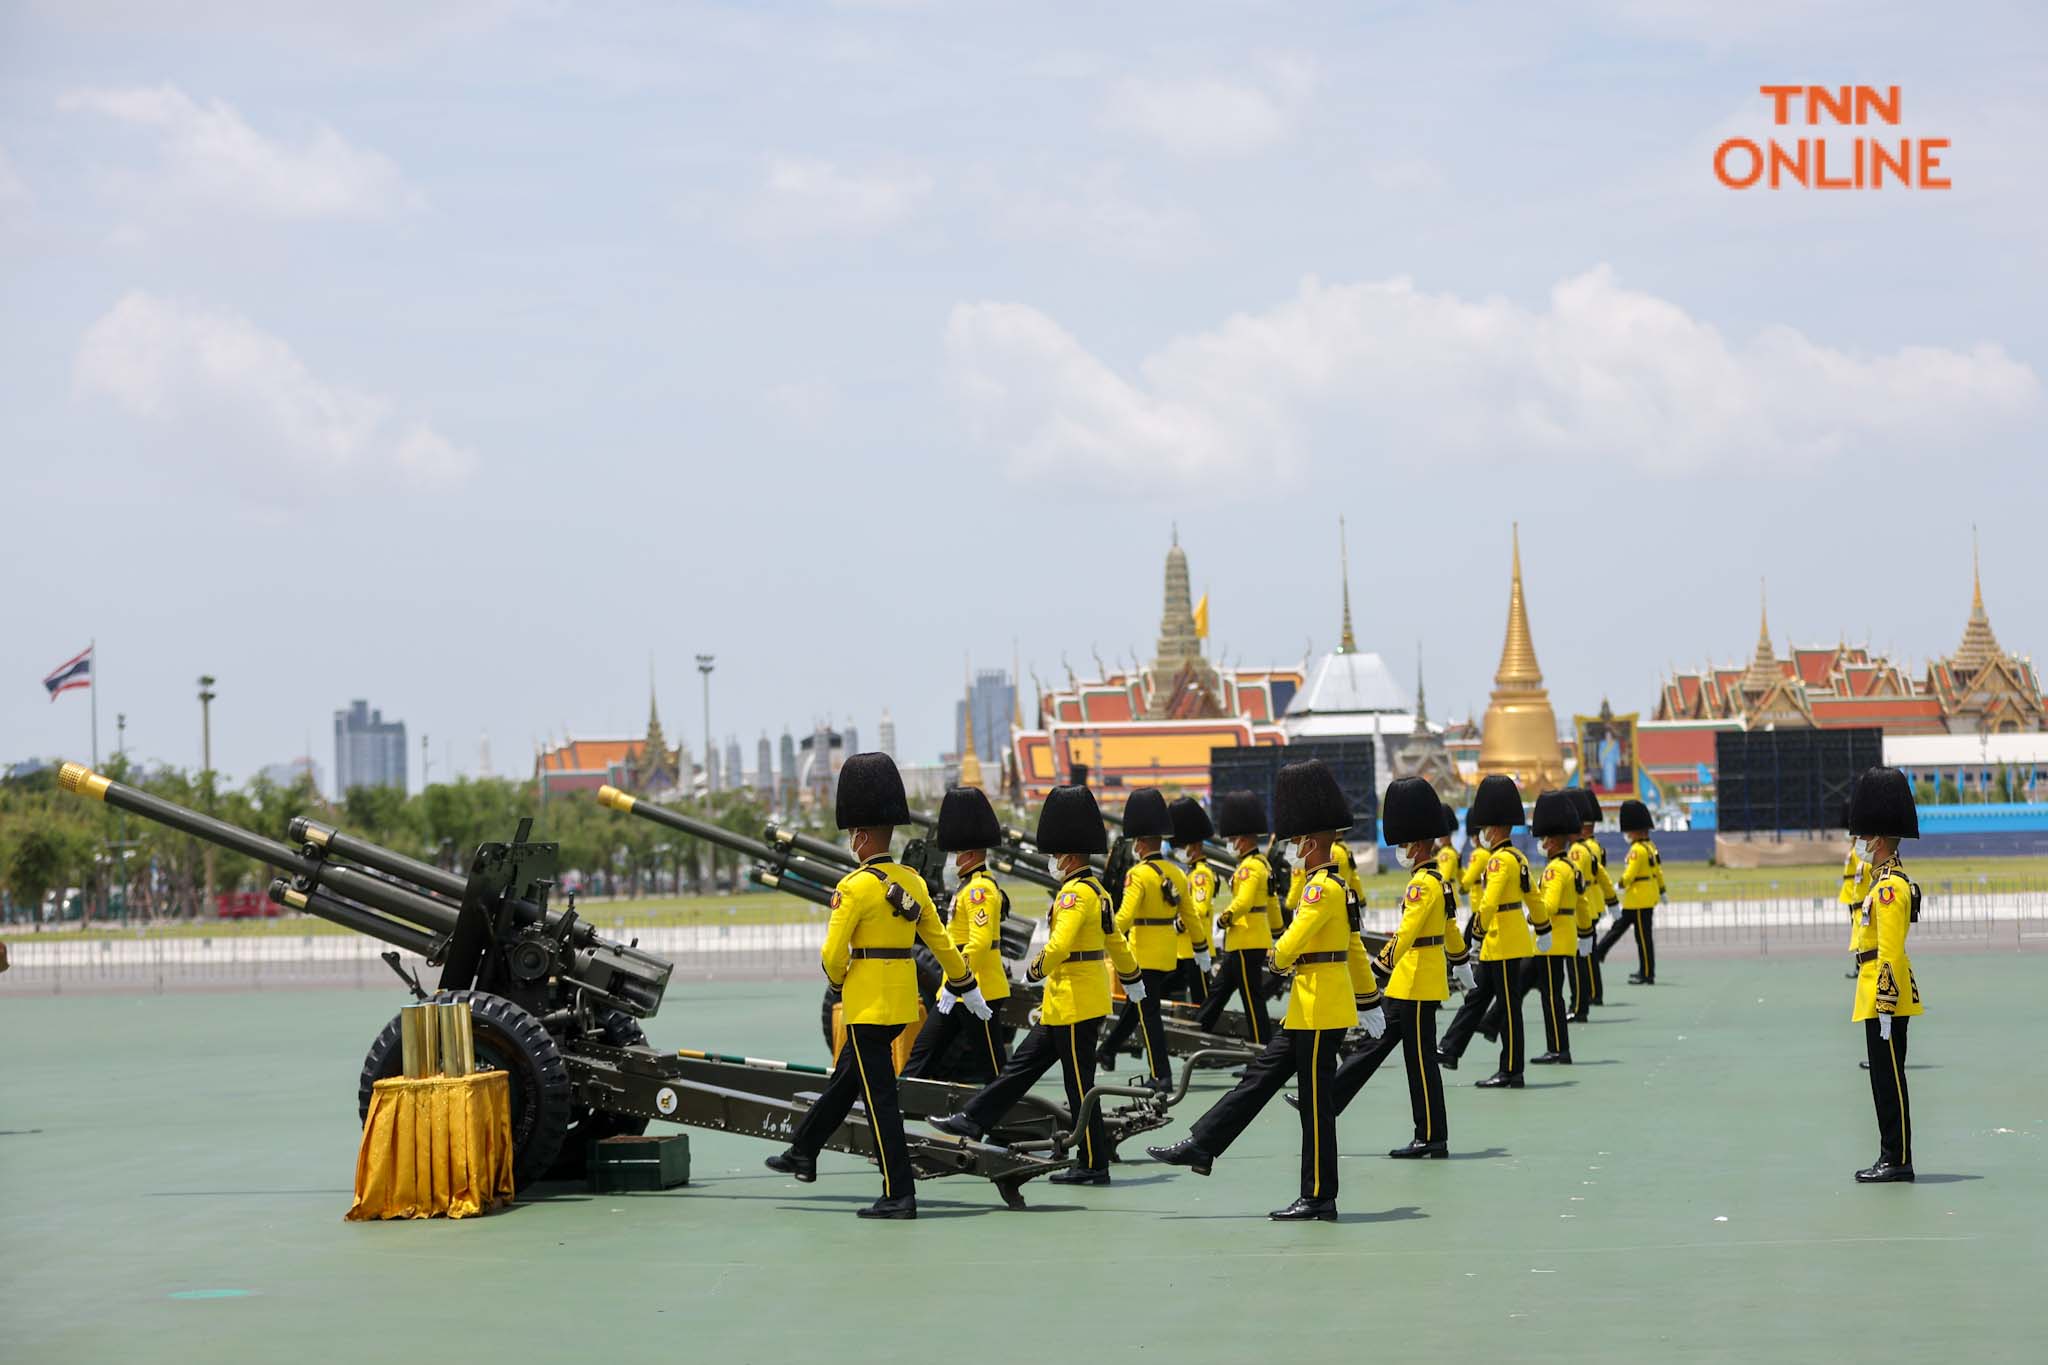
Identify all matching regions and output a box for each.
[543,1011,651,1182]
[357,990,574,1189]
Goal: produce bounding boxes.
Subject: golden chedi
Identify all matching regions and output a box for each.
[1477,526,1567,794]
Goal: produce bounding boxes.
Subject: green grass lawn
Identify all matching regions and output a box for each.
[2,956,2042,1363]
[18,853,2048,943]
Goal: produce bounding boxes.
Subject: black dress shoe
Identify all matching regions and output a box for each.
[855,1198,918,1219]
[1388,1139,1449,1159]
[1140,1074,1174,1096]
[1095,1051,1117,1072]
[1475,1072,1524,1088]
[1532,1052,1572,1065]
[1146,1139,1213,1176]
[1568,1013,1590,1024]
[929,1113,982,1140]
[1435,1050,1459,1071]
[1854,1160,1915,1184]
[764,1148,817,1182]
[1858,1060,1871,1070]
[1628,974,1650,985]
[1269,1197,1338,1222]
[1048,1166,1111,1186]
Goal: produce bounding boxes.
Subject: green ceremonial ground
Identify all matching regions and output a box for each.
[4,955,2043,1363]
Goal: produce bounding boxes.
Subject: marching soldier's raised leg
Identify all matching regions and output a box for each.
[902,785,1013,1081]
[1097,789,1182,1091]
[1438,775,1539,1088]
[1529,792,1582,1065]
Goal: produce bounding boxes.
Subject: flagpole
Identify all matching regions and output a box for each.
[90,638,99,768]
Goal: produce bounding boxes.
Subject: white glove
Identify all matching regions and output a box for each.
[1877,1012,1892,1041]
[1123,977,1148,1003]
[1453,963,1478,992]
[961,984,993,1021]
[1194,950,1212,974]
[1358,1005,1386,1039]
[1576,935,1592,958]
[1535,929,1552,953]
[934,986,958,1015]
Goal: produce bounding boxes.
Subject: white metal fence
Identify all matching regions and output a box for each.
[5,887,2045,997]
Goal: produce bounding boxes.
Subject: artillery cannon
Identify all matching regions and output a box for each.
[55,763,1096,1205]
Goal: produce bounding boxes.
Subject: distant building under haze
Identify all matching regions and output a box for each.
[335,700,407,795]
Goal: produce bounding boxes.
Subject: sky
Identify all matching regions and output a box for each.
[4,0,2044,789]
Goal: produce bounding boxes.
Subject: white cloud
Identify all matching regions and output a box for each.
[968,166,1205,264]
[1102,57,1318,159]
[60,84,417,221]
[946,266,2038,489]
[738,157,932,240]
[75,292,476,489]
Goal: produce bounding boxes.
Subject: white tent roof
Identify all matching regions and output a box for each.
[1285,650,1409,717]
[1883,732,2048,768]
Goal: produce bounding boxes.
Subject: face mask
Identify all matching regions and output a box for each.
[1394,847,1420,871]
[1852,837,1875,862]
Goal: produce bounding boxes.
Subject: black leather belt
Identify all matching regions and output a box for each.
[1578,929,1597,938]
[1294,950,1349,965]
[1413,935,1443,947]
[850,947,914,960]
[1854,949,1878,964]
[1065,949,1106,962]
[1131,916,1177,926]
[1496,902,1524,910]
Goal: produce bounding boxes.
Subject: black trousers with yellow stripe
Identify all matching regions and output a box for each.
[1531,956,1572,1055]
[1165,955,1210,1003]
[1099,968,1172,1079]
[1193,948,1272,1044]
[902,1001,1009,1083]
[1188,1026,1345,1201]
[960,1017,1108,1172]
[1441,958,1527,1077]
[1864,1016,1913,1166]
[1326,998,1446,1144]
[787,1022,914,1204]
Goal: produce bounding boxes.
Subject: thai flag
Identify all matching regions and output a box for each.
[43,646,92,701]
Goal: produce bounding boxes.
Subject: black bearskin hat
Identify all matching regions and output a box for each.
[1273,760,1353,839]
[1122,788,1173,839]
[1214,790,1268,839]
[1618,799,1653,833]
[1530,789,1580,839]
[1848,766,1919,840]
[1381,777,1442,847]
[1036,784,1109,856]
[1469,774,1526,829]
[935,785,1002,852]
[1441,800,1460,839]
[1573,787,1602,826]
[1169,796,1214,846]
[835,752,911,830]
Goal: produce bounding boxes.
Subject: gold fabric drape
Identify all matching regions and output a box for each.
[347,1071,515,1221]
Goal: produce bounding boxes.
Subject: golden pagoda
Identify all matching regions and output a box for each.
[1476,525,1567,793]
[957,669,984,791]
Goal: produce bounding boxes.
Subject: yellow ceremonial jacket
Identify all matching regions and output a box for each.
[1461,845,1488,906]
[1851,861,1924,1022]
[1537,854,1584,958]
[1216,852,1279,951]
[1581,836,1618,910]
[1177,858,1218,959]
[1840,850,1873,907]
[1381,865,1463,1001]
[1117,855,1189,972]
[946,865,1010,1001]
[1564,842,1600,940]
[1028,873,1141,1026]
[1271,864,1379,1030]
[1473,843,1542,961]
[1620,838,1664,910]
[1434,844,1463,911]
[822,858,973,1027]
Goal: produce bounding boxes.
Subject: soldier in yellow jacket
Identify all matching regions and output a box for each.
[1294,782,1475,1157]
[1846,767,1924,1183]
[1286,834,1369,920]
[1167,797,1217,1004]
[1460,805,1489,943]
[933,785,1143,1186]
[1527,791,1583,1065]
[766,754,987,1219]
[1098,788,1185,1091]
[1569,789,1616,1016]
[1839,791,1875,983]
[1150,760,1384,1221]
[1608,799,1663,984]
[1438,775,1547,1087]
[1194,791,1280,1043]
[903,786,1013,1082]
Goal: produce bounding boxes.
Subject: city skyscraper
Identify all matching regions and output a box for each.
[705,744,721,793]
[779,728,797,810]
[757,732,774,801]
[878,708,897,759]
[954,668,1016,762]
[844,724,859,759]
[334,700,407,794]
[725,735,743,792]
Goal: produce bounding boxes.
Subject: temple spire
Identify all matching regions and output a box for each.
[1412,645,1431,735]
[1743,579,1780,695]
[1478,525,1565,791]
[1494,522,1543,687]
[1954,525,2004,674]
[1337,516,1357,654]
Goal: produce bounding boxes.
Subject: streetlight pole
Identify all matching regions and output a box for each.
[198,675,216,917]
[422,732,433,791]
[696,654,716,793]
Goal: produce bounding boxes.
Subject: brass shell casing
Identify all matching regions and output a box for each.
[436,1001,474,1077]
[400,1003,441,1078]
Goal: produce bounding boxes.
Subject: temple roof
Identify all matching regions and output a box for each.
[1288,648,1409,716]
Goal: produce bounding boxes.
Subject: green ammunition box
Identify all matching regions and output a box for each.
[588,1133,691,1193]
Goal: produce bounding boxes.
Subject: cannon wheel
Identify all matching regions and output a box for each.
[358,989,574,1188]
[544,1010,651,1181]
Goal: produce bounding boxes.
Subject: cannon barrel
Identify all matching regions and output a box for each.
[762,821,859,872]
[268,878,440,958]
[58,763,461,935]
[597,786,845,899]
[290,817,467,900]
